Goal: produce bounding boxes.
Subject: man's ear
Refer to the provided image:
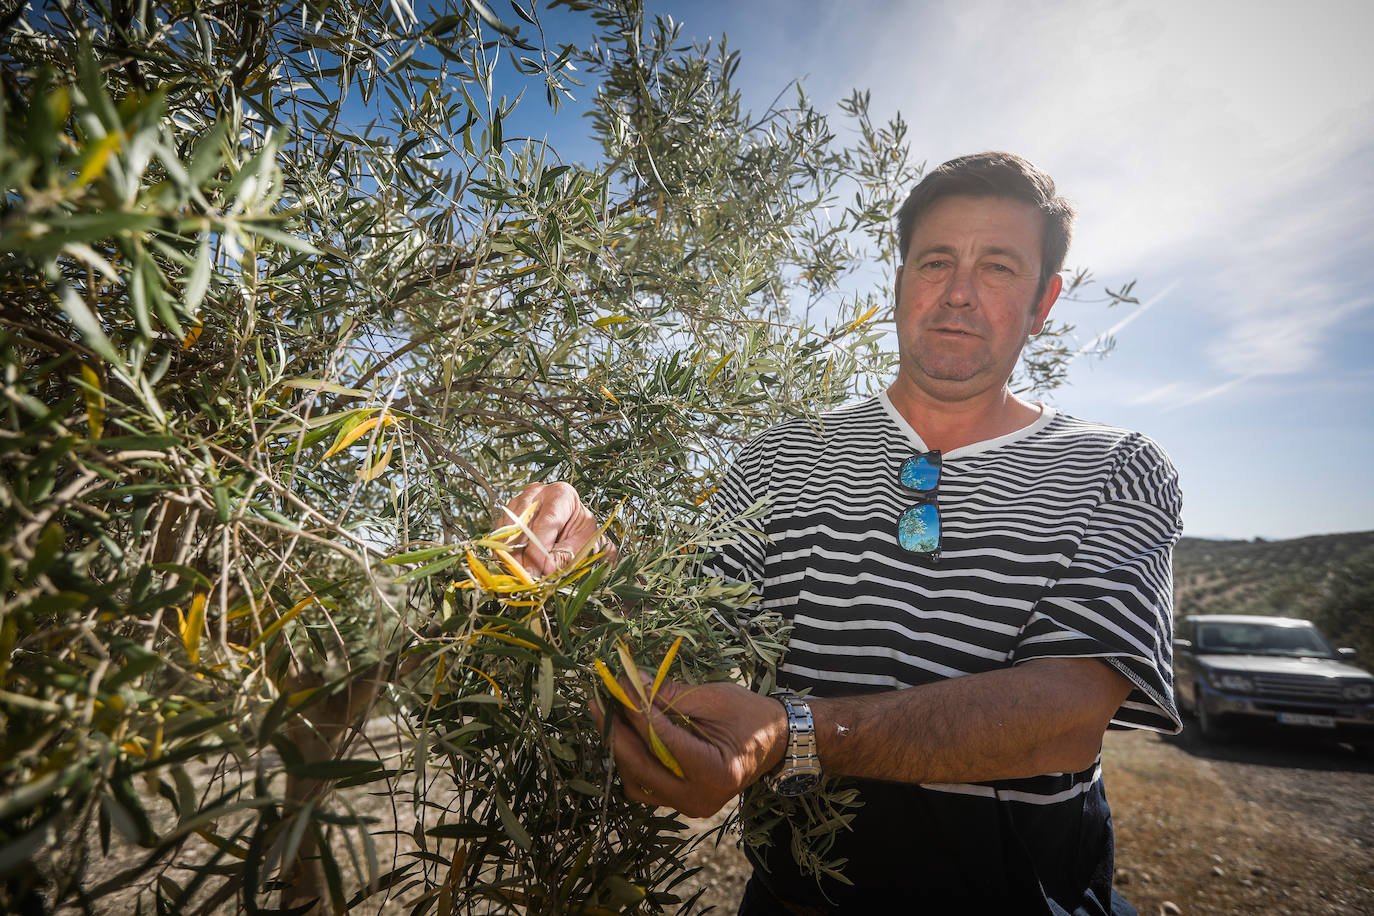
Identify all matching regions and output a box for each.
[894,264,903,303]
[1029,272,1064,335]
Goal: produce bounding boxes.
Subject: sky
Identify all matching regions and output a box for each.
[588,0,1374,541]
[487,0,1374,540]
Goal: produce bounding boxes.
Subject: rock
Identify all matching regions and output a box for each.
[1211,865,1225,877]
[1140,871,1154,883]
[1160,902,1182,916]
[1211,853,1224,864]
[1249,864,1266,876]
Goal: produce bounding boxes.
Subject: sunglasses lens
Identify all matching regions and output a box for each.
[900,455,940,491]
[898,503,940,554]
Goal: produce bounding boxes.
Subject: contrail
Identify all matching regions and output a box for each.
[1069,279,1179,361]
[1165,372,1259,412]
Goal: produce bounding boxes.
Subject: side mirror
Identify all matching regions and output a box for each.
[1173,638,1193,653]
[1337,647,1358,660]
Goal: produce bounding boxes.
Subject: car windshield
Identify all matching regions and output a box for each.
[1195,622,1335,658]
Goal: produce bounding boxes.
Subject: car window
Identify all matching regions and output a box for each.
[1195,622,1334,658]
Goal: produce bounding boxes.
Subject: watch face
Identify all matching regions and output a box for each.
[776,771,822,797]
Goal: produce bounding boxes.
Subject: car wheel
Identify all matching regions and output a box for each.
[1196,687,1226,741]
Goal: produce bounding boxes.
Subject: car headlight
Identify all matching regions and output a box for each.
[1343,681,1374,702]
[1209,671,1254,693]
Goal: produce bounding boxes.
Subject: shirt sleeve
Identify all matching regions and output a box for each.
[1011,434,1184,733]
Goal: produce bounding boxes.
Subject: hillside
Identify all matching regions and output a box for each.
[1173,530,1374,658]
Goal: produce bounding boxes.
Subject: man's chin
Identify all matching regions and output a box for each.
[891,359,1009,403]
[908,357,987,386]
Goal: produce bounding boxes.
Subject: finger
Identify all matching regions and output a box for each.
[590,698,664,803]
[523,482,581,576]
[615,673,703,767]
[498,484,544,566]
[496,482,540,527]
[607,711,676,805]
[538,495,615,575]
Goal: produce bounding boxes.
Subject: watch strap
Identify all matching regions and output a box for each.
[767,694,822,795]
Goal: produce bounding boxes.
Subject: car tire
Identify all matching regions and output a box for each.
[1196,686,1226,741]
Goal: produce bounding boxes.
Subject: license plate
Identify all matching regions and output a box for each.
[1277,713,1336,728]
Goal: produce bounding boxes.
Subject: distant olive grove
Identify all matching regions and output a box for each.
[1174,534,1374,662]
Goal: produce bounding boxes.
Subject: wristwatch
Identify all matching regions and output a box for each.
[766,694,822,796]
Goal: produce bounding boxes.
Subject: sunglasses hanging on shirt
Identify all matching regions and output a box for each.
[897,450,941,559]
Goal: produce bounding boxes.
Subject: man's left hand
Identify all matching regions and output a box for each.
[592,675,787,818]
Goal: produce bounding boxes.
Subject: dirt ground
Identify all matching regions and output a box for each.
[676,723,1374,915]
[49,717,1374,914]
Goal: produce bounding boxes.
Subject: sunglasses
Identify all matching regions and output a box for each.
[897,451,941,558]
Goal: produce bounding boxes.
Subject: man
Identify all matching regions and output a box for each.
[509,152,1182,914]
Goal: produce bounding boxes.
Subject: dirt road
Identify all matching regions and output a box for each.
[679,725,1374,915]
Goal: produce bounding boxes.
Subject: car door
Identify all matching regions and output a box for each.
[1174,617,1198,711]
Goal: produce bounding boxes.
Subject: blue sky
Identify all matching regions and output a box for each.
[628,0,1374,540]
[489,0,1374,539]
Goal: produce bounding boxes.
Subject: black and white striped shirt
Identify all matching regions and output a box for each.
[708,393,1183,908]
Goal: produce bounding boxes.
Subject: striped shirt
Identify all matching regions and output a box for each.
[708,393,1183,910]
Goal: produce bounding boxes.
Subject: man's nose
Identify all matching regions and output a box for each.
[942,265,976,308]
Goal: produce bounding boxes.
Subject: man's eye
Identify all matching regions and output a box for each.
[988,263,1012,273]
[922,259,949,270]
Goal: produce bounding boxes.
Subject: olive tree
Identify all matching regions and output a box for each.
[0,1,1130,912]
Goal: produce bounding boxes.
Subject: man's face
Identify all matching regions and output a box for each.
[893,194,1062,403]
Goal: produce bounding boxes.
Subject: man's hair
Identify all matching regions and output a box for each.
[895,151,1075,294]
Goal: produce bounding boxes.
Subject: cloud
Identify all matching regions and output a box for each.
[722,0,1374,411]
[844,0,1374,404]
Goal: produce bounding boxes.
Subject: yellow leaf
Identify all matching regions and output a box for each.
[490,500,543,548]
[286,688,317,706]
[844,304,880,334]
[647,726,685,779]
[594,659,638,712]
[321,412,395,459]
[465,549,498,590]
[616,639,650,711]
[486,574,527,592]
[599,384,618,403]
[430,655,446,705]
[80,364,104,439]
[479,629,540,650]
[705,353,731,383]
[181,592,206,665]
[493,548,536,586]
[181,317,204,349]
[570,499,624,568]
[195,829,248,860]
[461,663,504,700]
[357,441,394,480]
[247,594,315,652]
[649,636,682,704]
[70,131,121,188]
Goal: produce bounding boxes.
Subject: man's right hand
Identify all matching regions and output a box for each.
[501,482,618,577]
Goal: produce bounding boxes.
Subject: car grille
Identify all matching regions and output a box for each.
[1251,674,1343,702]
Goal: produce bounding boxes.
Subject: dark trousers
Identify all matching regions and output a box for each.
[737,875,1139,916]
